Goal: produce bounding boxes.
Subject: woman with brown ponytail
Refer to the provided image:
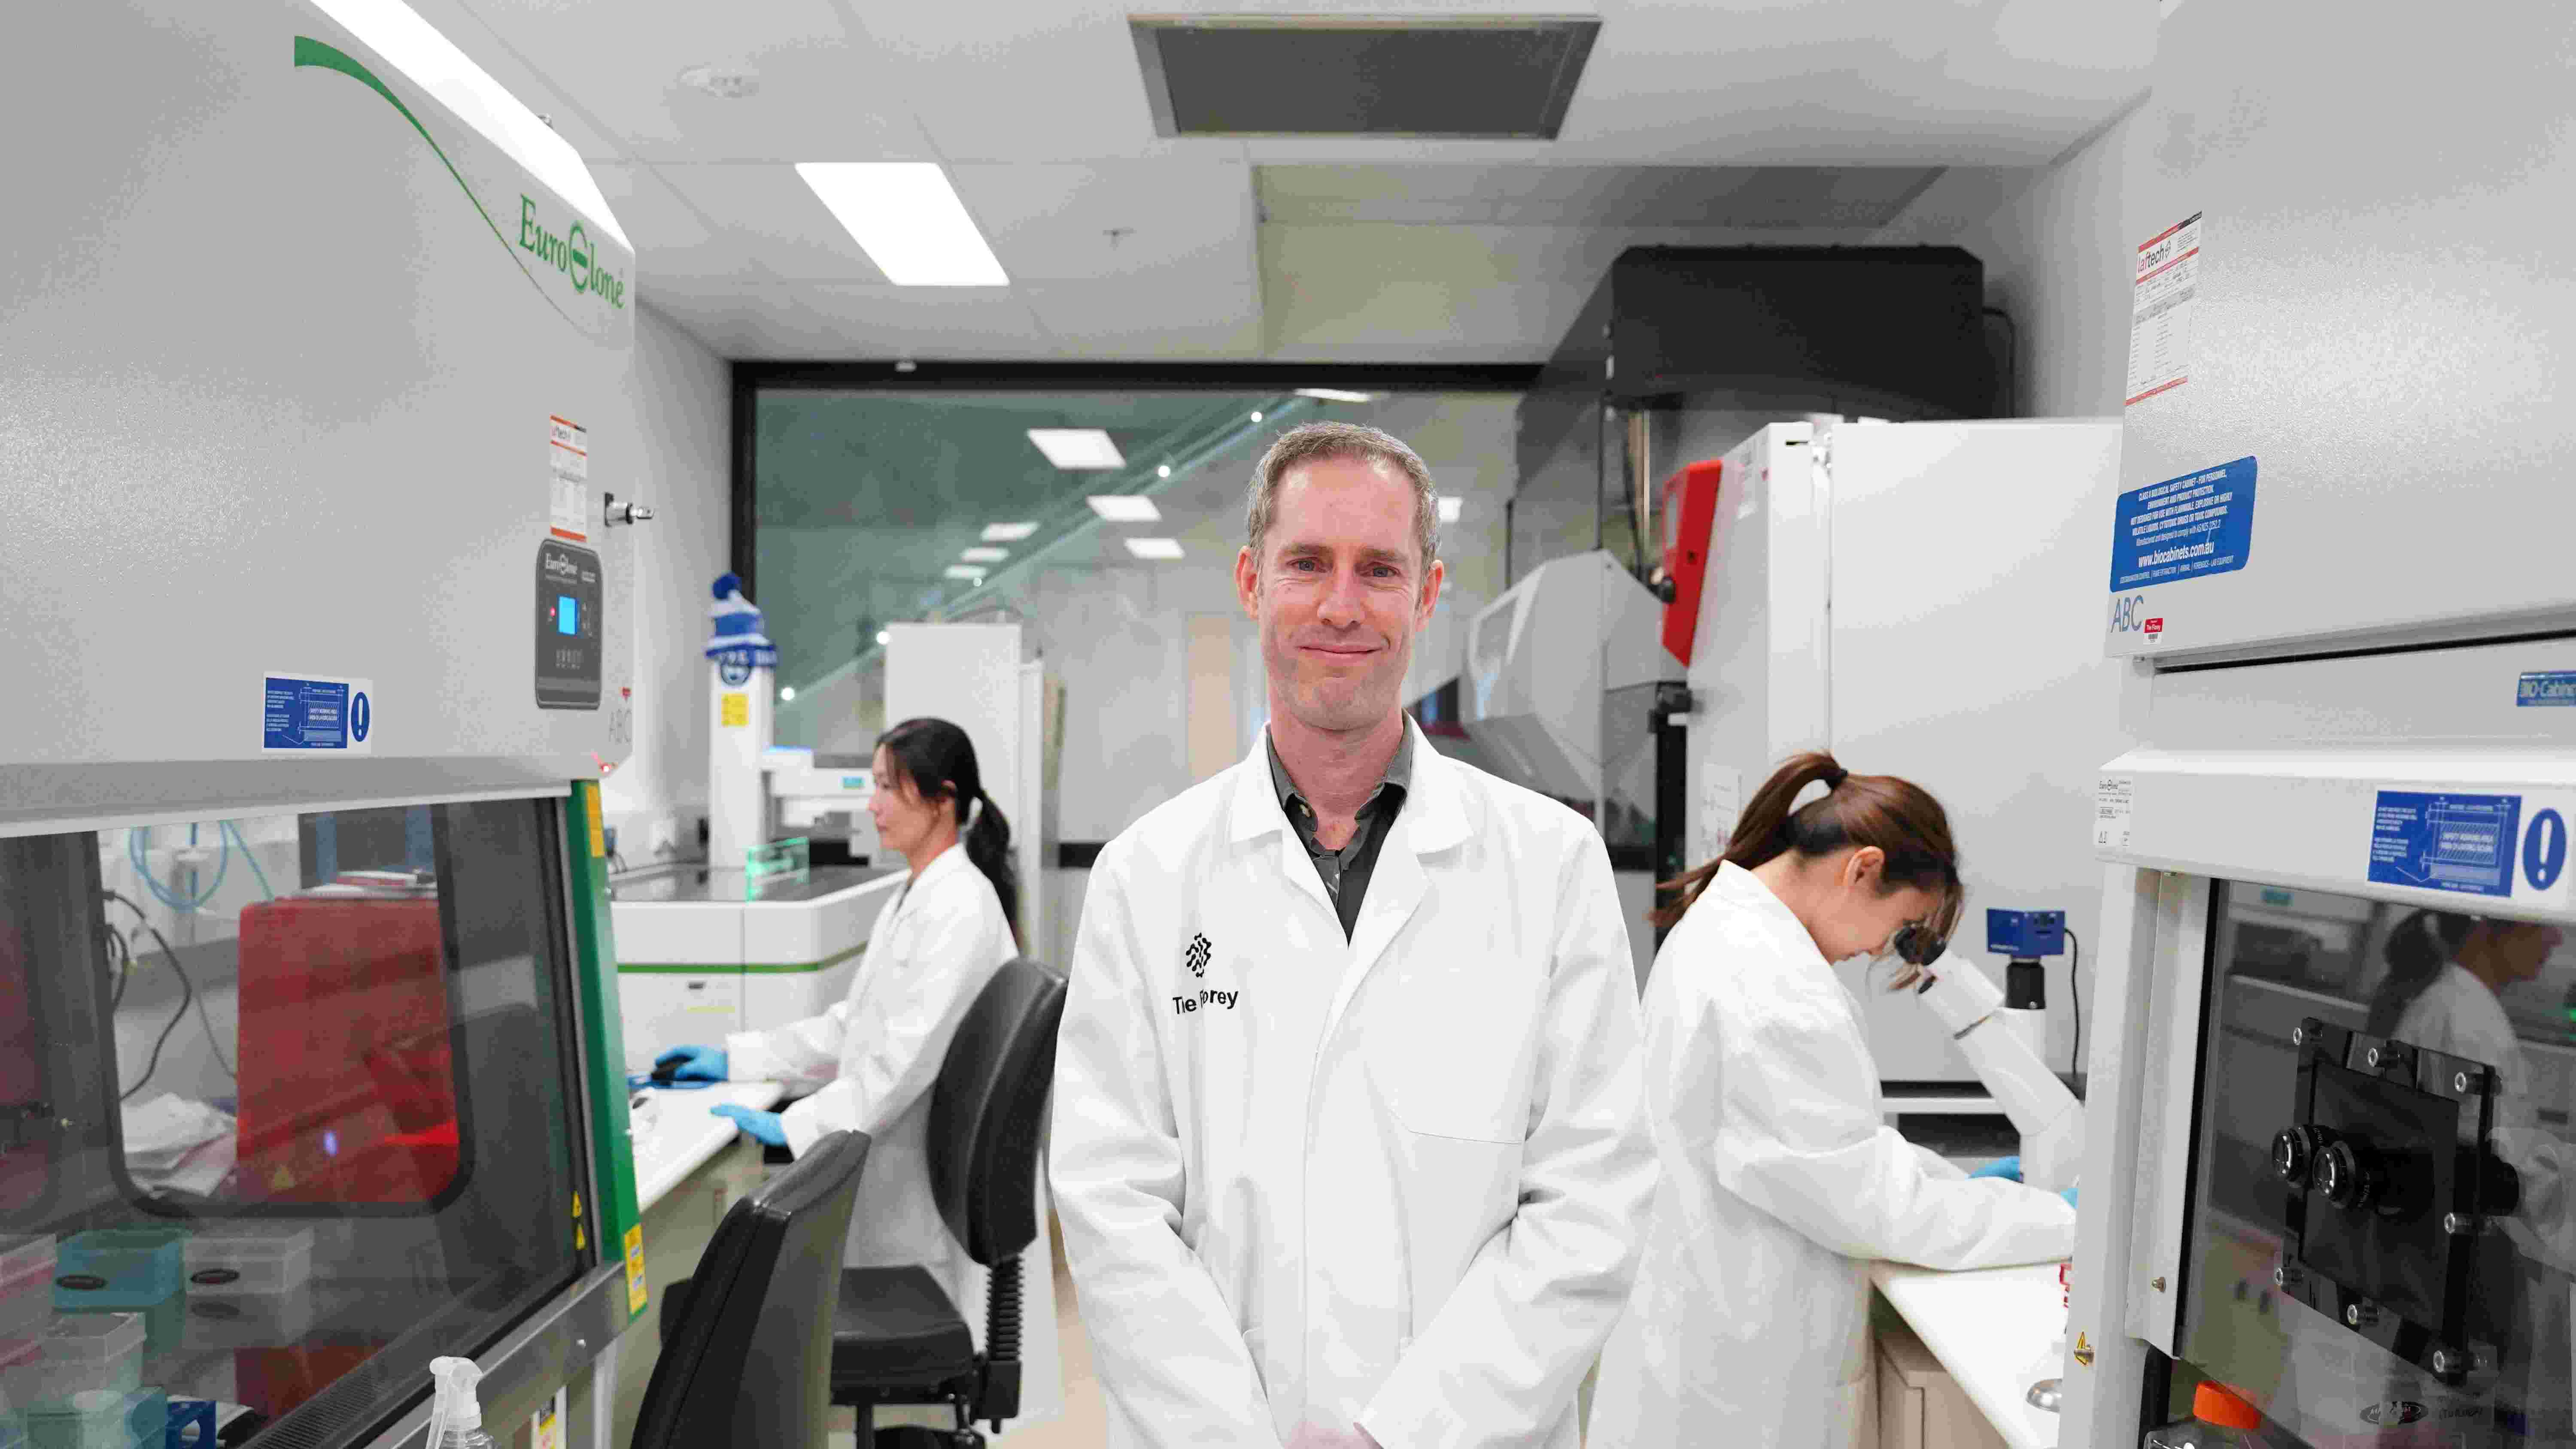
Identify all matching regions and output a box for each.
[1589,752,2077,1449]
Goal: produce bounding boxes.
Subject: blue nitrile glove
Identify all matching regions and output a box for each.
[654,1045,728,1082]
[713,1104,787,1148]
[2060,1186,2080,1208]
[1970,1155,2023,1181]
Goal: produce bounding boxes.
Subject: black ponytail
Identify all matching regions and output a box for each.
[878,717,1022,948]
[963,788,1021,949]
[2365,909,2473,1040]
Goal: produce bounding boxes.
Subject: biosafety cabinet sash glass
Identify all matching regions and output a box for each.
[2177,879,2576,1447]
[0,800,590,1448]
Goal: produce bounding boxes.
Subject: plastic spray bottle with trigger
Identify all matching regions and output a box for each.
[426,1357,500,1449]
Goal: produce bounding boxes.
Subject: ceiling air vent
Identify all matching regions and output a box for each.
[1129,15,1601,140]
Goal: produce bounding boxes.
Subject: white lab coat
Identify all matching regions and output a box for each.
[726,843,1065,1434]
[1049,721,1657,1449]
[2394,964,2576,1270]
[1589,863,2077,1449]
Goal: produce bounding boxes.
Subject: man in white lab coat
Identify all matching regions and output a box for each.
[1050,420,1657,1449]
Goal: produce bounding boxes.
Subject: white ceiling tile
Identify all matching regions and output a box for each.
[457,0,933,163]
[589,163,771,287]
[949,163,1254,286]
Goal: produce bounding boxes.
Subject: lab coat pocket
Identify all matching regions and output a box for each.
[1368,953,1537,1145]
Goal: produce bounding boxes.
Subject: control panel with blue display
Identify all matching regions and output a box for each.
[535,539,601,710]
[1986,908,2066,959]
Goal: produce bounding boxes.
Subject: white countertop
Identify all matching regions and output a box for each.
[1871,1260,2068,1449]
[629,1080,788,1211]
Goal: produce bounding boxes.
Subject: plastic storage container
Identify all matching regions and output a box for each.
[0,1317,144,1411]
[181,1227,311,1297]
[2143,1382,2266,1449]
[49,1236,180,1313]
[0,1240,53,1340]
[20,1387,164,1449]
[180,1284,316,1352]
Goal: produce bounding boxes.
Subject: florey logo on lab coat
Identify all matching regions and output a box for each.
[1173,931,1240,1014]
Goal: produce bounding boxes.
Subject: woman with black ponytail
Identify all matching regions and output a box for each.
[1592,752,2075,1449]
[653,717,1054,1422]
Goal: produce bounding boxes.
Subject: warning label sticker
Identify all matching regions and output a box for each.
[549,415,590,543]
[2126,213,2202,406]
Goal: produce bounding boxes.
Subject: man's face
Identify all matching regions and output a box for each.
[1236,454,1444,735]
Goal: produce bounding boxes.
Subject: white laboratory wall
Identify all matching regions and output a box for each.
[1891,101,2156,418]
[597,303,733,863]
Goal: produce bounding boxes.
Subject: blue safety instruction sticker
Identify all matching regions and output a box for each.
[262,673,376,755]
[2109,457,2256,591]
[2368,791,2522,898]
[2518,671,2576,707]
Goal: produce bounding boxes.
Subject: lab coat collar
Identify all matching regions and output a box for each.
[1227,716,1469,853]
[894,841,971,915]
[1708,861,1831,972]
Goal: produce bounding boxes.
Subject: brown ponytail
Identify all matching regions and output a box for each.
[1651,750,1965,938]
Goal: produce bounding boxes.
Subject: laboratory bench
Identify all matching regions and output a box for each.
[1871,1260,2069,1449]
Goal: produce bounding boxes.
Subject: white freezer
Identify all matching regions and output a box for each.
[1680,418,2128,1083]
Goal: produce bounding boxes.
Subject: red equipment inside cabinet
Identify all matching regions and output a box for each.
[234,894,461,1205]
[1658,459,1726,667]
[0,910,43,1213]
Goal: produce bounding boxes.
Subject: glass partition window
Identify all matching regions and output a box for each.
[2180,879,2576,1447]
[0,800,590,1448]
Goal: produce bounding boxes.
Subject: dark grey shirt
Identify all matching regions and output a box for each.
[1267,728,1414,941]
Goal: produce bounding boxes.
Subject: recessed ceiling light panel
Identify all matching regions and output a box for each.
[1087,495,1162,523]
[961,546,1009,563]
[944,565,987,581]
[982,521,1041,541]
[796,162,1008,287]
[1125,537,1185,560]
[1028,428,1126,469]
[1437,495,1464,523]
[1296,387,1377,403]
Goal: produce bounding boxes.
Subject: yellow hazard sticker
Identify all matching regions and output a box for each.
[624,1225,648,1314]
[720,693,749,728]
[583,786,606,857]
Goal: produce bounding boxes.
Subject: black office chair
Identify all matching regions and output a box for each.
[831,957,1068,1447]
[636,1130,871,1449]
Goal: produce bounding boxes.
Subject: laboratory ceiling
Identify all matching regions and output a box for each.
[405,0,2156,362]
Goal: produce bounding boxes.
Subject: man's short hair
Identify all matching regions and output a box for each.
[1244,421,1440,570]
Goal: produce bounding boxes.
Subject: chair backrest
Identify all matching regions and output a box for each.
[631,1130,870,1449]
[926,957,1067,1266]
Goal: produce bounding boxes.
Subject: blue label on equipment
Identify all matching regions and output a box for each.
[2109,457,2257,591]
[2369,791,2523,898]
[2518,671,2576,706]
[264,676,352,750]
[2527,810,2568,892]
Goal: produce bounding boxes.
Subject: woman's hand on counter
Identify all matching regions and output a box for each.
[712,1103,787,1148]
